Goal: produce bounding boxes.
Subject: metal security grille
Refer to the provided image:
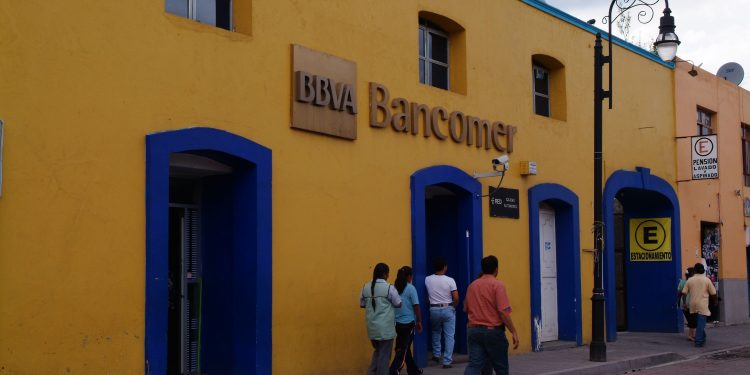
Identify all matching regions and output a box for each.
[182,208,202,374]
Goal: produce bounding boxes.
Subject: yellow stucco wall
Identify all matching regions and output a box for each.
[0,1,676,373]
[675,62,750,280]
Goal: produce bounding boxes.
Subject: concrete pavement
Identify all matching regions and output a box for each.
[420,322,750,375]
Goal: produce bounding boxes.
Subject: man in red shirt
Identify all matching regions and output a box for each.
[462,255,519,375]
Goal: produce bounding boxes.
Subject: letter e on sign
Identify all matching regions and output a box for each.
[629,217,672,262]
[695,138,713,156]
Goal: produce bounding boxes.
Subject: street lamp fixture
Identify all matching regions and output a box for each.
[654,2,681,62]
[590,0,679,363]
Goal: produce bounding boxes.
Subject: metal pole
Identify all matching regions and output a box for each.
[590,31,607,362]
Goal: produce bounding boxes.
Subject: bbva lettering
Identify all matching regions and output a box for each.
[295,71,357,114]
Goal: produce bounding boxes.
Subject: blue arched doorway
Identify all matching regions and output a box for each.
[528,183,583,351]
[604,167,682,341]
[145,127,272,375]
[410,165,483,368]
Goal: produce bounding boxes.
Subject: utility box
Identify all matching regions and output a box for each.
[520,161,537,176]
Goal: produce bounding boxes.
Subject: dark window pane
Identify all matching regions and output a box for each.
[419,59,426,84]
[534,67,549,95]
[430,33,448,63]
[166,0,189,18]
[215,0,232,30]
[419,28,425,57]
[431,63,448,89]
[535,95,550,117]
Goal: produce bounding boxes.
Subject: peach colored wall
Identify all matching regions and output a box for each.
[675,62,750,280]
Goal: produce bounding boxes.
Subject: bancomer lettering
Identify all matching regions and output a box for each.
[369,83,517,152]
[630,252,672,261]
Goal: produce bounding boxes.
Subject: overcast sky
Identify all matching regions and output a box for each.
[545,0,750,88]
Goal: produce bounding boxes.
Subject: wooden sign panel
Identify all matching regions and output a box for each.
[291,44,357,140]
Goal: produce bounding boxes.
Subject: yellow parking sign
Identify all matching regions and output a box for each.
[629,217,672,262]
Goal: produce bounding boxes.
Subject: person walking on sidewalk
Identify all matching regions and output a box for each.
[677,267,696,341]
[389,266,423,375]
[360,263,402,375]
[425,257,459,368]
[463,255,519,375]
[682,263,717,348]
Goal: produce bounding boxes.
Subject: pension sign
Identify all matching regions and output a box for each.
[691,135,718,180]
[629,217,672,262]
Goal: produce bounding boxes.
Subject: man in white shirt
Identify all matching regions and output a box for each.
[425,257,459,368]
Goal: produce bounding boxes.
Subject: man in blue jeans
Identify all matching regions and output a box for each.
[425,257,459,368]
[463,256,519,375]
[682,263,717,347]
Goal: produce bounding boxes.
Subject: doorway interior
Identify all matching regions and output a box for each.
[410,165,482,369]
[701,222,721,322]
[613,198,627,331]
[424,184,472,356]
[146,128,272,375]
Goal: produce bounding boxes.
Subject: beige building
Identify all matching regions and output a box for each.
[675,61,750,324]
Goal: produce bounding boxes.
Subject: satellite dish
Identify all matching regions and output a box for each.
[716,62,744,85]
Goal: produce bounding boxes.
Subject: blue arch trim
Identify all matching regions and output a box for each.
[145,127,272,375]
[603,167,681,341]
[410,165,483,368]
[528,183,583,351]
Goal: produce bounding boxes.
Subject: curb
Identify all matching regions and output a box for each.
[637,344,750,371]
[538,352,685,375]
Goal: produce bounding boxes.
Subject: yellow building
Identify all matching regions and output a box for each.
[0,1,681,374]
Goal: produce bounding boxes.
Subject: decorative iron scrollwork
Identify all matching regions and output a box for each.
[602,0,659,27]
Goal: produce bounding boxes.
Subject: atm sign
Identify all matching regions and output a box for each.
[629,217,672,262]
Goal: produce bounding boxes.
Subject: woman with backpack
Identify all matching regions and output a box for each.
[360,263,402,375]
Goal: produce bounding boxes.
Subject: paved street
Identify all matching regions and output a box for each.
[420,323,750,375]
[630,346,750,374]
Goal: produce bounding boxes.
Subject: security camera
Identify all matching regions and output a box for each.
[492,155,510,166]
[474,155,510,179]
[491,155,510,174]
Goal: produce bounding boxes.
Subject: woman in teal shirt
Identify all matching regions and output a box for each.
[389,266,423,375]
[360,263,402,375]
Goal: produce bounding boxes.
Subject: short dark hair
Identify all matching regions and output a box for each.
[433,256,447,273]
[481,255,499,274]
[693,263,705,274]
[686,267,694,277]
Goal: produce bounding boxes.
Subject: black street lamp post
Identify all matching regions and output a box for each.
[590,0,680,363]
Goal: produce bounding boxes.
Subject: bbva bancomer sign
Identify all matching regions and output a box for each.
[291,45,518,152]
[368,83,517,153]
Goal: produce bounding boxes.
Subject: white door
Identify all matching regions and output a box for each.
[540,207,558,342]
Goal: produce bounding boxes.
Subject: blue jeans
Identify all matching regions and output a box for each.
[464,327,509,375]
[430,307,456,365]
[695,314,707,347]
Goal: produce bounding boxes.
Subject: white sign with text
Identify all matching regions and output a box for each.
[692,135,718,180]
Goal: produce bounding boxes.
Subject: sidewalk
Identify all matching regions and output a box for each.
[421,322,750,375]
